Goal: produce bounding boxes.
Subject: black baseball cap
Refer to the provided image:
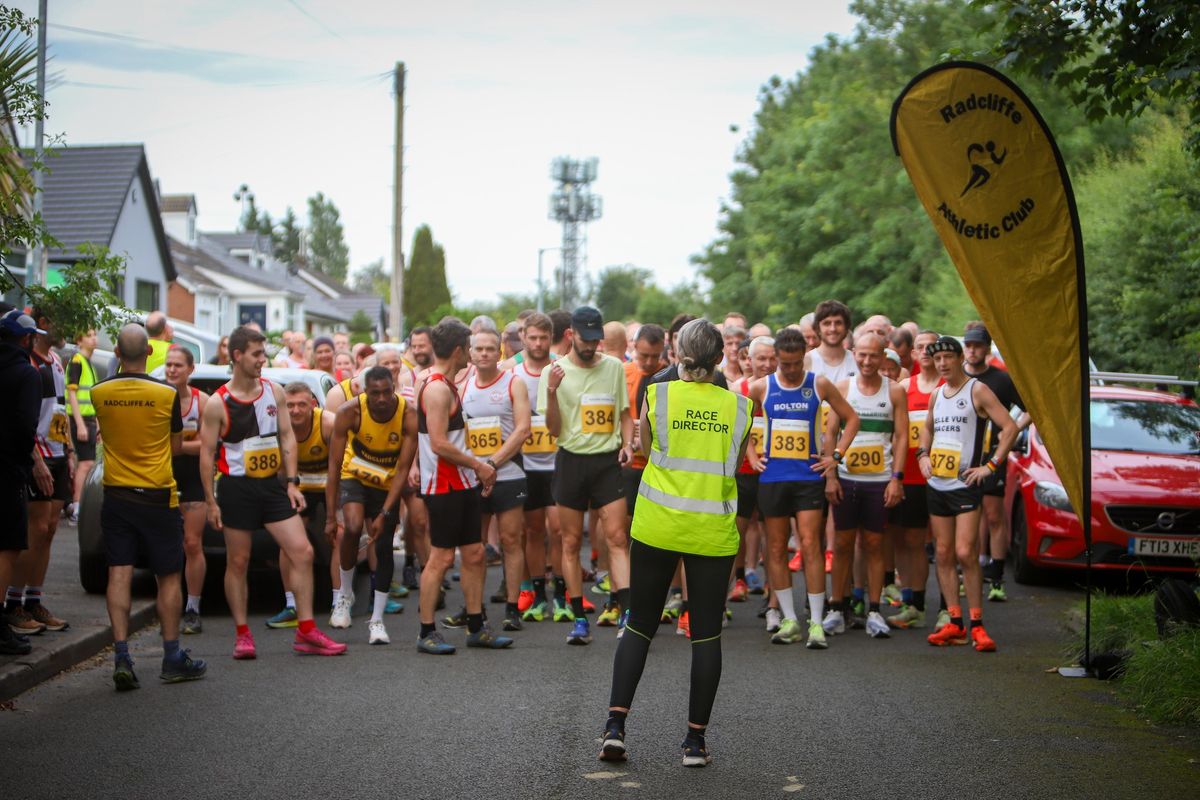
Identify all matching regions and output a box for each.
[926,335,963,357]
[963,325,991,345]
[571,306,604,341]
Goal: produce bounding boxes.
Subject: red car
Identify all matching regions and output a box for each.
[1005,384,1200,583]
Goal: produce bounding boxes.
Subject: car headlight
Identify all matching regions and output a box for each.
[1033,481,1073,512]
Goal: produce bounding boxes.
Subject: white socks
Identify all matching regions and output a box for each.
[186,595,201,614]
[776,588,798,622]
[371,590,388,623]
[808,593,825,624]
[339,568,356,599]
[284,591,296,610]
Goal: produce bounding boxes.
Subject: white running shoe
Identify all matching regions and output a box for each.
[368,619,390,645]
[866,611,891,639]
[821,609,845,635]
[765,608,782,633]
[330,594,353,629]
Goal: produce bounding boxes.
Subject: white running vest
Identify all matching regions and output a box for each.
[511,362,556,472]
[837,376,894,483]
[460,371,524,482]
[928,378,985,492]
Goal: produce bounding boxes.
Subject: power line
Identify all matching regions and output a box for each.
[283,0,343,40]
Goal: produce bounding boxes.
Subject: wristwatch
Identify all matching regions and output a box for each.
[284,476,301,486]
[832,449,844,463]
[485,458,497,469]
[892,471,904,480]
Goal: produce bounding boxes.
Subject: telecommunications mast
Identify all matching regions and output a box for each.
[548,157,601,308]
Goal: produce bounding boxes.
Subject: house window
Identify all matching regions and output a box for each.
[135,280,159,311]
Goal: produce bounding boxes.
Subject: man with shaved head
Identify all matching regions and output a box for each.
[601,321,628,362]
[92,323,207,689]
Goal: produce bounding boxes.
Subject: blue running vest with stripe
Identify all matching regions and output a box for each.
[761,372,823,484]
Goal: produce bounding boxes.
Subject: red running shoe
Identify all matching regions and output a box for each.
[293,626,348,656]
[517,589,536,613]
[971,625,997,652]
[927,622,968,647]
[232,630,256,660]
[675,611,691,639]
[824,550,833,573]
[788,551,803,572]
[728,579,749,603]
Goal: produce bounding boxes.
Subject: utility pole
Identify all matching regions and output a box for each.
[537,246,560,312]
[388,62,406,342]
[28,0,47,288]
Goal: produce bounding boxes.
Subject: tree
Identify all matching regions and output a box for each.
[635,281,704,326]
[594,265,650,322]
[403,224,451,328]
[989,1,1200,158]
[348,309,375,345]
[306,192,349,281]
[276,206,302,264]
[693,0,1143,330]
[0,7,127,339]
[1075,118,1200,377]
[350,257,389,300]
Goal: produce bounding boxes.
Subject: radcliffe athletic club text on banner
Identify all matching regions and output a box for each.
[890,61,1090,525]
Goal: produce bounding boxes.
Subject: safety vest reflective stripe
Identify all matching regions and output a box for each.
[637,481,736,515]
[650,382,750,476]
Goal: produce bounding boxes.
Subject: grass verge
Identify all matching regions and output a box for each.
[1070,591,1200,727]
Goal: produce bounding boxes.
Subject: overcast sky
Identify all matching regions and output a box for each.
[16,1,859,304]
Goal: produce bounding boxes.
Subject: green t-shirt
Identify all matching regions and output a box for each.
[537,353,628,454]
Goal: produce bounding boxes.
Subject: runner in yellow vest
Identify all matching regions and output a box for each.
[600,319,751,769]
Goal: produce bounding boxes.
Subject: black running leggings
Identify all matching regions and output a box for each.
[608,538,735,727]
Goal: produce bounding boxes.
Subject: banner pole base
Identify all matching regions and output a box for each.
[1057,666,1091,678]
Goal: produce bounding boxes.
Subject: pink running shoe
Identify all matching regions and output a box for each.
[233,630,257,660]
[293,626,348,656]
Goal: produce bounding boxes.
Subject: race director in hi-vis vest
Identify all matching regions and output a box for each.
[600,318,752,769]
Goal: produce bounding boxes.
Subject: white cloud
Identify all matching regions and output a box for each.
[17,0,859,306]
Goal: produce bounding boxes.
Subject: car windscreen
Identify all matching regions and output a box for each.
[1091,399,1200,455]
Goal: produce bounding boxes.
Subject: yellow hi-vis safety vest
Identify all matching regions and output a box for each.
[632,380,752,557]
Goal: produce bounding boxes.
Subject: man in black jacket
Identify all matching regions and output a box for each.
[0,309,45,655]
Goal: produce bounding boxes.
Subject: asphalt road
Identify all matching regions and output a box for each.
[2,560,1197,800]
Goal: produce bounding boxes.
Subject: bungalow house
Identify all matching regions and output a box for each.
[38,144,175,312]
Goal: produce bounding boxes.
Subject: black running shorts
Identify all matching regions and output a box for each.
[70,417,98,462]
[552,449,624,512]
[340,477,389,519]
[216,475,297,530]
[523,471,554,511]
[621,467,643,518]
[482,478,528,515]
[28,457,71,503]
[736,472,760,519]
[102,493,184,576]
[424,486,483,549]
[757,479,825,518]
[890,484,930,528]
[979,466,1007,498]
[927,486,983,517]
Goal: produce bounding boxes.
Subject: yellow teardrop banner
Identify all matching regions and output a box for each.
[890,61,1089,524]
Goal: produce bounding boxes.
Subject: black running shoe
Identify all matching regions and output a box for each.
[442,607,469,628]
[113,658,140,692]
[599,723,627,762]
[681,735,711,768]
[502,612,523,632]
[402,563,419,590]
[160,650,208,683]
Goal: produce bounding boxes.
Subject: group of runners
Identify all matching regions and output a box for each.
[0,296,1030,690]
